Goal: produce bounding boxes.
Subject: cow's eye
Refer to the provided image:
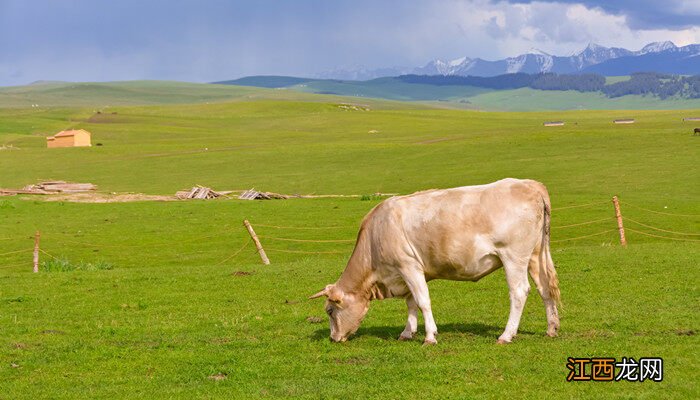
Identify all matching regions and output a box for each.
[326,308,333,316]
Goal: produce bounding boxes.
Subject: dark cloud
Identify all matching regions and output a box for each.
[0,0,696,86]
[502,0,699,30]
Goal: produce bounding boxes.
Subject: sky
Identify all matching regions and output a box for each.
[0,0,698,86]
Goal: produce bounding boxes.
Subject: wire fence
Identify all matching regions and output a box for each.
[251,196,699,257]
[1,196,698,271]
[0,227,259,272]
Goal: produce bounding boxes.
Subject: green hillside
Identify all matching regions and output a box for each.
[221,76,700,110]
[290,77,490,101]
[3,79,700,111]
[465,87,700,111]
[0,81,262,107]
[0,97,698,398]
[215,75,316,88]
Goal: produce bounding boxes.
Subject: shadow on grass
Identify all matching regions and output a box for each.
[310,322,536,341]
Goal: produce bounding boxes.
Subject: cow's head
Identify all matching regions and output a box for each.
[309,284,369,342]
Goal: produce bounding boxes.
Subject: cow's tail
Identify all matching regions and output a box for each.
[541,199,561,307]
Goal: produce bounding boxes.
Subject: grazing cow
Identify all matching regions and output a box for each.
[310,178,560,345]
[694,128,700,135]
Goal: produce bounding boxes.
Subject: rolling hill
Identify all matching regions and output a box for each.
[2,78,700,111]
[217,75,700,111]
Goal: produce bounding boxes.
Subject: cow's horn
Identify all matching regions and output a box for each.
[309,288,328,299]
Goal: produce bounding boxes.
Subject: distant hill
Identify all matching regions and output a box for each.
[214,73,700,110]
[0,80,264,107]
[213,76,316,88]
[1,77,699,111]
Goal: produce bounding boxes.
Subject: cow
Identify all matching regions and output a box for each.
[694,128,700,136]
[310,178,560,345]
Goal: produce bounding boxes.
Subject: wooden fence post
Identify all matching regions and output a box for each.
[612,196,627,246]
[33,231,41,273]
[243,220,270,265]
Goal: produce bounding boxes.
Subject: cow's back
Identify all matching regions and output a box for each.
[365,178,548,281]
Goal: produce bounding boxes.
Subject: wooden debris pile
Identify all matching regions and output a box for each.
[175,186,231,200]
[25,181,97,193]
[1,181,97,195]
[239,189,289,200]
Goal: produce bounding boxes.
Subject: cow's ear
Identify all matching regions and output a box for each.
[327,285,344,303]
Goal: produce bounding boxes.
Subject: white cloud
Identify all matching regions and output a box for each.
[452,1,700,57]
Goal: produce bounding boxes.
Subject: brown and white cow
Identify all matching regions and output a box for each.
[310,178,560,345]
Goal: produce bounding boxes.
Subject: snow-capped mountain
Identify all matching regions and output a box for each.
[583,42,700,75]
[316,42,699,79]
[638,41,677,54]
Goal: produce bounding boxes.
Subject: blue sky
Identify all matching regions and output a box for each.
[0,0,698,86]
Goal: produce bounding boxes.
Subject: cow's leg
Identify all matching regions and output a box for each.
[528,251,560,337]
[498,256,530,344]
[399,295,418,340]
[400,269,438,345]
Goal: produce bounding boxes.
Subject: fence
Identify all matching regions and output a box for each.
[0,226,257,272]
[244,197,700,263]
[1,196,698,270]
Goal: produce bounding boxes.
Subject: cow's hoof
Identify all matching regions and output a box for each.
[496,338,511,345]
[423,338,438,346]
[398,332,414,341]
[546,330,558,338]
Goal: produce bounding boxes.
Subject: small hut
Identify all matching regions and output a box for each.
[613,119,635,124]
[47,129,92,148]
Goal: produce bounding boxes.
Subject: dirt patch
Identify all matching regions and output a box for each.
[11,342,28,349]
[674,329,695,336]
[86,113,130,124]
[232,271,254,277]
[306,316,323,324]
[283,299,299,305]
[209,337,232,345]
[41,329,66,335]
[208,373,227,381]
[39,193,177,203]
[578,329,614,338]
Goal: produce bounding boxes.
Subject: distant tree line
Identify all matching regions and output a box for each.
[397,72,700,99]
[601,73,700,99]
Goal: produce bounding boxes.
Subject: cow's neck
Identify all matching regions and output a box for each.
[336,227,377,302]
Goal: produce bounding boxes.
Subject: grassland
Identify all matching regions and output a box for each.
[223,75,700,110]
[0,90,698,398]
[464,87,700,111]
[6,79,700,112]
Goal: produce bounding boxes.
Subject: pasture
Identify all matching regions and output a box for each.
[0,93,698,398]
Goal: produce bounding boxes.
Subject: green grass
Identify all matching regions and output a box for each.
[292,77,491,101]
[40,257,114,272]
[0,80,410,109]
[7,79,699,111]
[0,92,698,398]
[464,87,700,111]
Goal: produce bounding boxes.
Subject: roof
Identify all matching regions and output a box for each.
[53,129,90,138]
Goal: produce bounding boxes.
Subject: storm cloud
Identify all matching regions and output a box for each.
[0,0,697,86]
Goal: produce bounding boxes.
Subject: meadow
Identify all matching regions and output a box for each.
[0,87,698,398]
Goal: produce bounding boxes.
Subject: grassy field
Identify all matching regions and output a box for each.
[6,79,700,111]
[464,87,700,111]
[221,75,700,110]
[0,91,698,398]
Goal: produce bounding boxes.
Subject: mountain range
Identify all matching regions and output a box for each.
[316,42,700,79]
